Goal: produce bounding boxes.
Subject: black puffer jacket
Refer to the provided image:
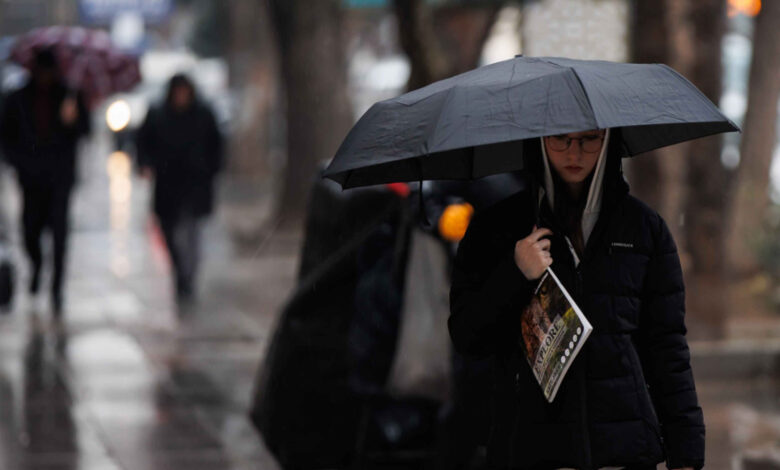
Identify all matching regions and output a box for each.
[448,139,704,470]
[136,102,222,220]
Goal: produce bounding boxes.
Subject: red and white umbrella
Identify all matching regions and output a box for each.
[10,26,142,108]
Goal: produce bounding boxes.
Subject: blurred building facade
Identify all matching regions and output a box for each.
[0,0,79,34]
[522,0,628,61]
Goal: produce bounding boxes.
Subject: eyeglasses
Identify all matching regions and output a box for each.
[545,134,604,153]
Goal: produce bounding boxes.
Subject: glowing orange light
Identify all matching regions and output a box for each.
[438,203,474,243]
[728,0,761,17]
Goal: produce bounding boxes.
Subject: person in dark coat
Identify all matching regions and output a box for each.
[449,128,703,470]
[0,48,90,314]
[136,74,223,301]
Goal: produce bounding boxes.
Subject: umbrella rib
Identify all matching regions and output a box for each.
[568,68,598,129]
[427,86,458,157]
[538,58,599,130]
[659,64,740,131]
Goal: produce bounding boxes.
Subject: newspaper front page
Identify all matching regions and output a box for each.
[520,268,592,402]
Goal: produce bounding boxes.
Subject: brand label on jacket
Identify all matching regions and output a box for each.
[611,242,634,249]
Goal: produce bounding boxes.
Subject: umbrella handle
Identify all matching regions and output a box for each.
[415,159,430,227]
[531,177,540,228]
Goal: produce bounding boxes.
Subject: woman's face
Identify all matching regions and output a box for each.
[544,129,605,190]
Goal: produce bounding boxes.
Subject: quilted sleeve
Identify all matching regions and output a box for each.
[638,214,704,470]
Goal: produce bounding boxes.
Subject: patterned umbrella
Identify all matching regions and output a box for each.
[10,26,141,108]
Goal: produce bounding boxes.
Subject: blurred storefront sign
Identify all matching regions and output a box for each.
[728,0,761,17]
[0,1,75,35]
[79,0,173,25]
[345,0,508,7]
[111,11,146,52]
[346,0,388,7]
[522,0,628,62]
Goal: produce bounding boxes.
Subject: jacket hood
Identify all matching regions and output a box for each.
[521,128,629,263]
[540,128,611,248]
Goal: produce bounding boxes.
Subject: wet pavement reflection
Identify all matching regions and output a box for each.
[0,130,292,469]
[0,279,290,469]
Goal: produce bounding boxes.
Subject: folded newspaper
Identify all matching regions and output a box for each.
[520,268,592,402]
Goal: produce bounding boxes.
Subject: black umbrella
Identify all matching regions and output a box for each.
[324,56,739,189]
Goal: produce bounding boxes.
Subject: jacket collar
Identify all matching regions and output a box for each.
[580,176,628,267]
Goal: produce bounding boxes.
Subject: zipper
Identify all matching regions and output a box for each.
[574,265,584,297]
[534,193,594,468]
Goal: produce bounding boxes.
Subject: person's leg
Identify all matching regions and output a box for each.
[176,214,202,298]
[158,215,187,298]
[49,184,72,313]
[20,184,47,294]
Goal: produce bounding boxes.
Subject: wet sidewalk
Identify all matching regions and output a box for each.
[0,135,295,468]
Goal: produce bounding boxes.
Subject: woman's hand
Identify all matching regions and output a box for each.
[514,226,553,280]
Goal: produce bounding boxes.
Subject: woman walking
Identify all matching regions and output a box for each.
[449,128,703,469]
[136,74,223,302]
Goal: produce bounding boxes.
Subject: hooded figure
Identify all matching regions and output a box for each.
[136,74,223,301]
[540,128,611,260]
[0,47,91,314]
[448,129,704,470]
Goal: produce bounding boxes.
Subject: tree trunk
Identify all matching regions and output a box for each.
[683,0,729,339]
[657,0,696,249]
[393,0,503,91]
[627,0,668,211]
[725,0,780,277]
[393,0,450,90]
[628,0,692,247]
[269,0,353,227]
[433,5,502,74]
[226,0,279,179]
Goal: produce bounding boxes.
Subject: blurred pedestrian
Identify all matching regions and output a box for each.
[0,48,90,314]
[423,175,525,470]
[136,74,223,302]
[450,129,703,469]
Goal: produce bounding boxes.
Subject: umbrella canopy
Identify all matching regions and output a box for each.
[324,56,739,189]
[10,26,141,108]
